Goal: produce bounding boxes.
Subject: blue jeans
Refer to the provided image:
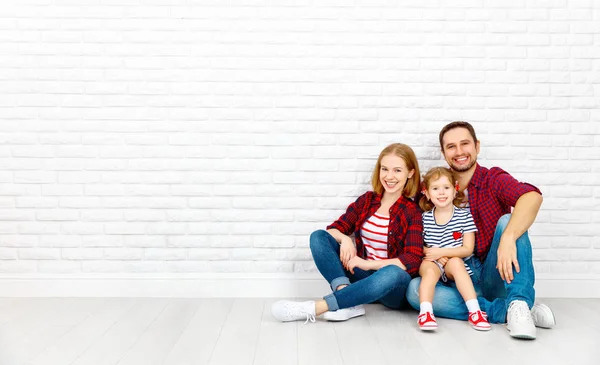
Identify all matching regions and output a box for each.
[406,214,535,324]
[309,230,411,311]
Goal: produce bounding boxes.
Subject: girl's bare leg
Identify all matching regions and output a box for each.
[418,261,442,303]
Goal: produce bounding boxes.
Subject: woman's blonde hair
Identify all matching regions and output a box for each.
[418,166,466,211]
[371,143,420,198]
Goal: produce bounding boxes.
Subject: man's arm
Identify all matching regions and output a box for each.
[497,191,543,283]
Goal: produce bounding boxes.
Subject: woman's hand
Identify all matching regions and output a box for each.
[339,236,357,268]
[346,256,372,274]
[437,257,449,267]
[424,247,444,262]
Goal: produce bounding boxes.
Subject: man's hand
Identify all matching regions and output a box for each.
[496,235,520,284]
[424,247,444,262]
[346,256,372,274]
[339,236,357,268]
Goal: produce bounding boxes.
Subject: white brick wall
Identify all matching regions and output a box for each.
[1,0,599,295]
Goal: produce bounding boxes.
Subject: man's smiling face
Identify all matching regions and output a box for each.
[441,127,480,173]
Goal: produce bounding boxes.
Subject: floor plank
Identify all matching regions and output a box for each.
[297,315,343,365]
[162,298,233,365]
[252,299,298,365]
[2,298,108,365]
[26,298,137,365]
[116,299,201,365]
[71,298,170,365]
[208,298,264,365]
[332,310,389,365]
[365,304,435,365]
[0,298,594,365]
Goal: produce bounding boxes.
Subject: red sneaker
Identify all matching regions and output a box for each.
[469,310,491,331]
[418,311,438,331]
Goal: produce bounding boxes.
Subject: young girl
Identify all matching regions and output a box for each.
[271,143,424,323]
[417,167,491,331]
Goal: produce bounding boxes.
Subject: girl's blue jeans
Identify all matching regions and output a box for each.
[309,229,411,311]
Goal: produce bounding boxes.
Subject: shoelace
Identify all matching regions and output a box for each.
[284,303,316,325]
[418,312,436,325]
[303,313,316,325]
[510,303,532,323]
[470,310,488,323]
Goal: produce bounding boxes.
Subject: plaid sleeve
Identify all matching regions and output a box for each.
[489,167,542,207]
[326,192,369,235]
[396,206,424,277]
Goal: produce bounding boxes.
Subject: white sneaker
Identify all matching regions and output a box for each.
[506,300,536,340]
[323,305,366,322]
[531,303,556,329]
[271,300,316,324]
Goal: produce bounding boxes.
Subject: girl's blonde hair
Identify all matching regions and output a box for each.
[371,143,420,198]
[418,167,467,211]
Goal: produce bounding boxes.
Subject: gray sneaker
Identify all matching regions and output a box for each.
[506,300,536,340]
[531,303,556,329]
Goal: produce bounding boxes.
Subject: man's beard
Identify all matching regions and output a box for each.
[449,158,476,173]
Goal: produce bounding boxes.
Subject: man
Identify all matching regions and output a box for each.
[406,121,556,339]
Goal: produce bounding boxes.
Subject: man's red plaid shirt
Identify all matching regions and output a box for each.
[466,164,542,261]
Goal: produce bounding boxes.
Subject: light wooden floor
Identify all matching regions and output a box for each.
[0,298,597,365]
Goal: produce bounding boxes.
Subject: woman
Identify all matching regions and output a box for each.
[271,143,424,323]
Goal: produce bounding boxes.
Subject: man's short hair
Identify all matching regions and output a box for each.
[439,121,478,151]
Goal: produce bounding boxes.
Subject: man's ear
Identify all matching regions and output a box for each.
[476,140,481,155]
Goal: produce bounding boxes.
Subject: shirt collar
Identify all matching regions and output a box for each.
[373,192,405,206]
[468,163,484,189]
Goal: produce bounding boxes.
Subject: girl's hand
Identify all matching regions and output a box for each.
[437,257,449,267]
[424,247,444,261]
[346,256,371,274]
[340,236,357,268]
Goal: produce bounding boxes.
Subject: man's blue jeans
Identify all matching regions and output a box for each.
[310,230,411,311]
[406,214,535,323]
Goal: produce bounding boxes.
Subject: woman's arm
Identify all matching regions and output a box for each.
[326,228,351,244]
[393,207,424,276]
[327,228,357,268]
[367,258,406,271]
[346,256,406,274]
